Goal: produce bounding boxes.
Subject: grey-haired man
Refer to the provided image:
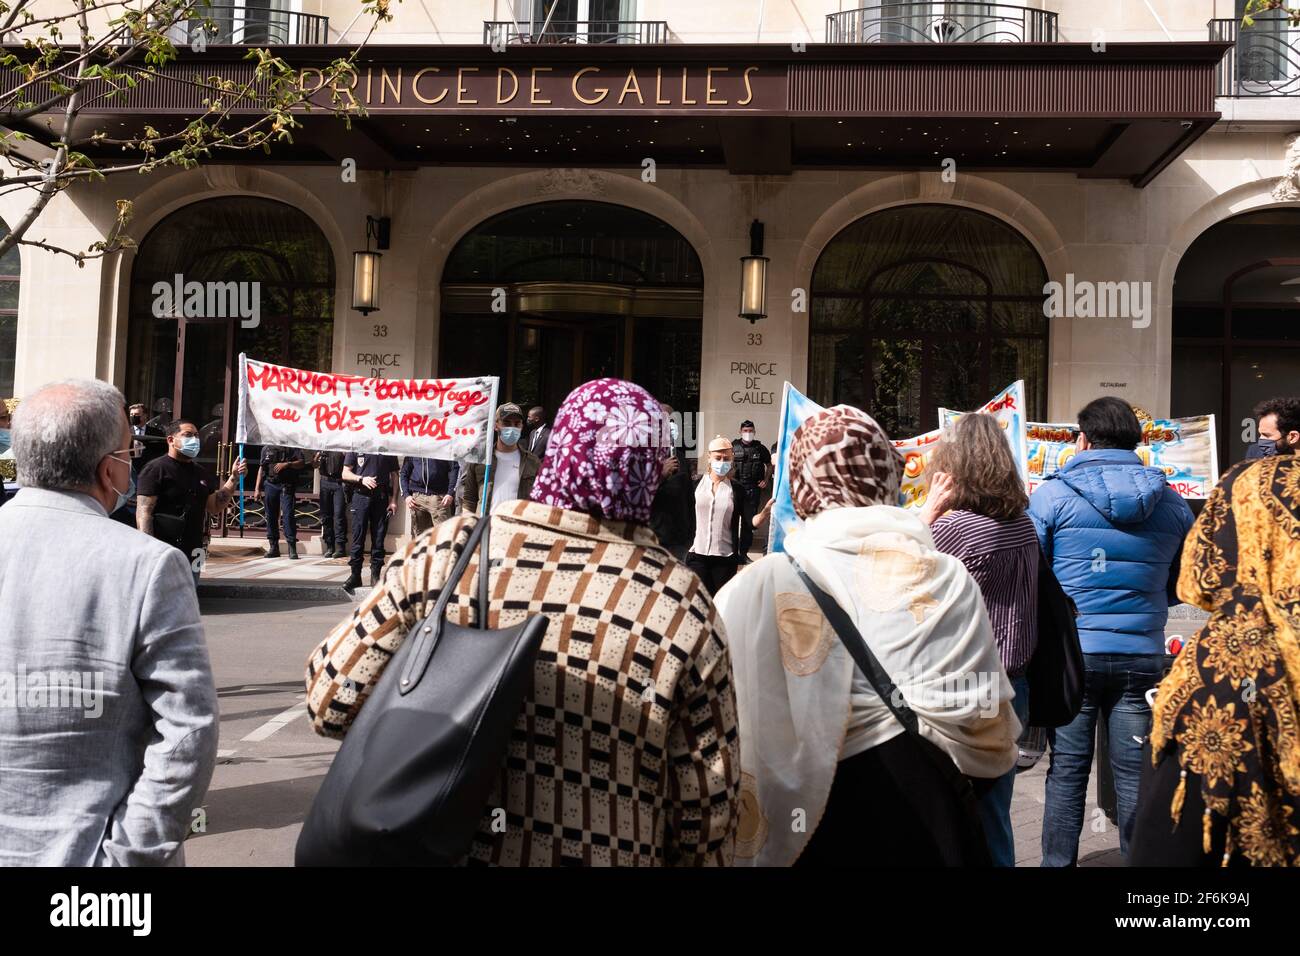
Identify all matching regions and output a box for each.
[0,379,218,865]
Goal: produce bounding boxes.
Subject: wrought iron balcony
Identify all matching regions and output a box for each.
[826,3,1058,43]
[1210,17,1300,96]
[170,5,330,46]
[483,20,669,46]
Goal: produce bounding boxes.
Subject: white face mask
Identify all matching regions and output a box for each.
[741,431,755,442]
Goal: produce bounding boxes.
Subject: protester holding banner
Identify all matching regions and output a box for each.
[1028,397,1194,867]
[253,445,306,560]
[649,404,694,561]
[137,420,246,586]
[342,451,399,590]
[922,412,1039,868]
[461,403,541,515]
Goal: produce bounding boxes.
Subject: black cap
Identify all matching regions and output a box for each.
[740,420,755,429]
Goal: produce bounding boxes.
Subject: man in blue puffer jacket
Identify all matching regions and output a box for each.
[1028,397,1194,866]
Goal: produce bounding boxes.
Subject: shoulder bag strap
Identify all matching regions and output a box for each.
[785,553,920,737]
[399,516,489,695]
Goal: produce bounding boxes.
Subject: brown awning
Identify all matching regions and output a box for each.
[9,40,1229,186]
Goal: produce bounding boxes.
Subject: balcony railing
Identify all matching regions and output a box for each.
[1211,17,1300,96]
[483,20,668,46]
[827,3,1058,43]
[168,5,330,46]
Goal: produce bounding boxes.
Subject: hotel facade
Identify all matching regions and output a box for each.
[4,0,1300,498]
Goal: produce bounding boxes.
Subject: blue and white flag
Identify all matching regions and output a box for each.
[768,382,826,554]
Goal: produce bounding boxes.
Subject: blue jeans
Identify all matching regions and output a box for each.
[1041,652,1164,866]
[264,482,297,544]
[978,674,1029,867]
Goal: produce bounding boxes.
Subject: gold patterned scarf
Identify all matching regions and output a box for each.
[1151,456,1300,866]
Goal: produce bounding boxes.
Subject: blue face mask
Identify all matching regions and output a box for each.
[499,426,522,447]
[0,428,10,446]
[108,458,135,513]
[178,436,201,458]
[711,459,732,477]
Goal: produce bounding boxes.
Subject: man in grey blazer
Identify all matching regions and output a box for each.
[0,379,218,865]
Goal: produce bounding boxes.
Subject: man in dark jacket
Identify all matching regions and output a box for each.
[1028,396,1194,867]
[316,450,349,559]
[400,455,459,536]
[650,404,694,560]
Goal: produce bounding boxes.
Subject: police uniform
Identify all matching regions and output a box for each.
[317,450,348,556]
[731,423,771,557]
[345,451,399,577]
[259,445,304,547]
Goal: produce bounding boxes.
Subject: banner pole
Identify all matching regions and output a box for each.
[479,377,499,517]
[238,443,246,528]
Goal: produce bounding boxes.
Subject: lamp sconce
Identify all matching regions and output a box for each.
[739,219,768,323]
[352,215,390,315]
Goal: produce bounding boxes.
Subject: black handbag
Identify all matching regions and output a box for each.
[296,516,547,866]
[786,555,992,866]
[1026,547,1084,728]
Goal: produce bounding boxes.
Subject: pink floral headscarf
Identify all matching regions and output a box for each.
[529,378,668,524]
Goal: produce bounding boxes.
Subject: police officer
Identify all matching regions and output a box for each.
[731,419,772,558]
[342,449,400,590]
[254,445,306,559]
[316,450,349,559]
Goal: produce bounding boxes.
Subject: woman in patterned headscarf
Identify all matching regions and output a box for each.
[306,379,741,866]
[713,405,1019,866]
[1131,455,1300,866]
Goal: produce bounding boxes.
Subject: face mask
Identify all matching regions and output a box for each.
[178,436,201,458]
[0,428,10,445]
[711,459,732,477]
[1256,439,1278,457]
[741,431,755,442]
[499,427,521,447]
[108,458,135,512]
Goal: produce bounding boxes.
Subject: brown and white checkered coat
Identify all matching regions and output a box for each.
[305,500,740,866]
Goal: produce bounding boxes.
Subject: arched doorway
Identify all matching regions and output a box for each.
[808,204,1048,437]
[124,196,335,469]
[0,220,19,397]
[1172,208,1300,466]
[439,200,703,420]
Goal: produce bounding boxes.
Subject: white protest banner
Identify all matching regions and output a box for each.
[236,354,498,462]
[938,380,1030,489]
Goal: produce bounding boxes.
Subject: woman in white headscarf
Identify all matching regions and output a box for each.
[714,405,1020,866]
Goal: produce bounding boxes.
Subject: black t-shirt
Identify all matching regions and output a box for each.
[344,452,399,494]
[137,454,216,554]
[318,451,346,480]
[260,445,304,486]
[731,439,772,484]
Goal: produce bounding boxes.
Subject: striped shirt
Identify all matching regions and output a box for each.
[930,509,1039,677]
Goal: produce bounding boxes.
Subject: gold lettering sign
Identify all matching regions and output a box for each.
[412,67,446,105]
[572,66,608,105]
[296,64,767,111]
[457,67,479,104]
[497,67,519,104]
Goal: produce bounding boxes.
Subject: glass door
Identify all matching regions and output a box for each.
[174,317,235,476]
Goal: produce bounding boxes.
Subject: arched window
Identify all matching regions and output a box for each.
[440,200,703,420]
[809,204,1048,437]
[125,197,334,469]
[1172,209,1300,465]
[0,221,19,396]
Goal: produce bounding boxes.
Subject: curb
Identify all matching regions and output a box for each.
[198,580,354,602]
